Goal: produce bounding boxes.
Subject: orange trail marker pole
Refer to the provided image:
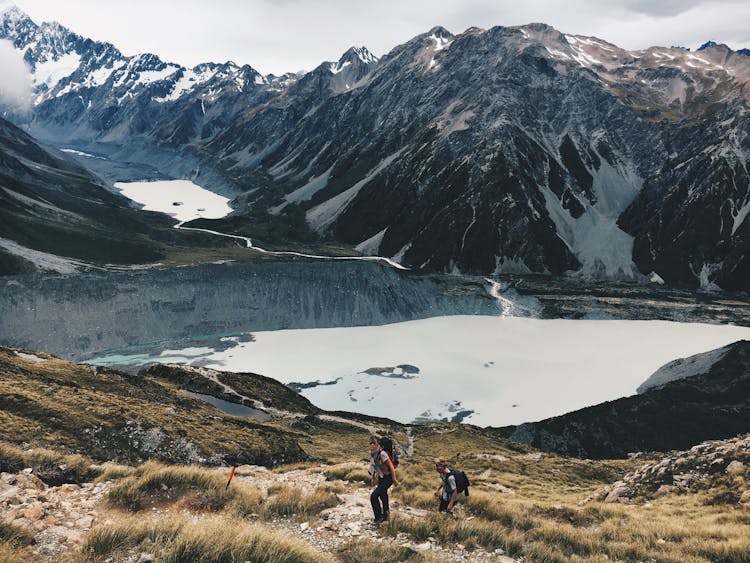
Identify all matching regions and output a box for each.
[225,466,237,491]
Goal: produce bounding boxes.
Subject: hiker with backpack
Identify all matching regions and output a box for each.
[370,435,399,524]
[434,457,469,514]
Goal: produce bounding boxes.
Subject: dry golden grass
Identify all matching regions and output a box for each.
[0,543,32,563]
[262,483,339,519]
[78,516,182,560]
[324,463,372,484]
[382,485,750,562]
[0,347,303,466]
[337,538,443,562]
[374,436,750,563]
[0,521,34,549]
[79,516,330,563]
[93,462,134,483]
[107,461,263,515]
[0,441,99,484]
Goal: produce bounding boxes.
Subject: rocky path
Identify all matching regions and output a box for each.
[1,470,109,559]
[233,463,513,562]
[1,462,517,562]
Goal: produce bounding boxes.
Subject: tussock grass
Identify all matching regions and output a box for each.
[323,464,371,484]
[0,441,99,485]
[321,481,347,494]
[107,461,263,514]
[262,484,339,519]
[384,513,525,555]
[94,462,134,483]
[337,538,442,562]
[0,543,29,563]
[81,516,329,563]
[0,521,34,548]
[164,517,330,563]
[80,517,182,558]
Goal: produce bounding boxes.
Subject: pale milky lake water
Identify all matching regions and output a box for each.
[114,179,233,222]
[92,316,750,427]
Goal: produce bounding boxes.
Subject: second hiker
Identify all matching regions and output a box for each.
[434,458,457,514]
[434,457,470,514]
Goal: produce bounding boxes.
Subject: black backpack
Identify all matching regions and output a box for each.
[379,436,399,468]
[449,469,470,497]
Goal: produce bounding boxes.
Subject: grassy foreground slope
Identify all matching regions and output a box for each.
[1,346,749,562]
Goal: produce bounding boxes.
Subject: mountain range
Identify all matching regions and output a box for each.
[1,5,750,290]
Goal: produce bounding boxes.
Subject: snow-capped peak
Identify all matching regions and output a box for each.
[329,46,378,74]
[0,1,19,15]
[352,46,377,64]
[0,3,34,31]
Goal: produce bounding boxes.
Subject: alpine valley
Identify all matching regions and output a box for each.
[1,4,750,562]
[1,4,750,289]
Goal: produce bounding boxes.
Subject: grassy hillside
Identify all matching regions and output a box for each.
[1,346,749,562]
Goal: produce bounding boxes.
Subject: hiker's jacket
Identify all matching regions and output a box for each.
[440,472,457,501]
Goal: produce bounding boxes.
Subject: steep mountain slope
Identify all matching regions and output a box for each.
[498,340,750,458]
[2,4,749,289]
[0,116,175,274]
[208,25,750,289]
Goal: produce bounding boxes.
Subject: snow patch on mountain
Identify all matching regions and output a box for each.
[153,67,216,102]
[32,52,80,90]
[430,34,453,51]
[269,165,334,215]
[493,256,534,275]
[731,198,750,235]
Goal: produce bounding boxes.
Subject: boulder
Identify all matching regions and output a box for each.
[23,503,45,521]
[605,483,629,503]
[725,461,745,476]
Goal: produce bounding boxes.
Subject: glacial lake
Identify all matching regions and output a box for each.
[88,316,750,427]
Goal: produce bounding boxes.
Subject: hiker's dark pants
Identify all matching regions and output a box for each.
[371,474,393,520]
[439,493,458,513]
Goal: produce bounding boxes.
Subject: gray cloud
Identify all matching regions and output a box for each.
[619,0,745,17]
[620,0,706,17]
[0,39,31,112]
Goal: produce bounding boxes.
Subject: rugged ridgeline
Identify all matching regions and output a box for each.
[2,5,750,289]
[0,261,496,359]
[498,340,750,458]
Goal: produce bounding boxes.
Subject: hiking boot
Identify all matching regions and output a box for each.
[382,511,390,521]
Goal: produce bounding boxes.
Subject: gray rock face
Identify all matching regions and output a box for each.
[0,261,497,359]
[2,6,749,289]
[636,344,732,393]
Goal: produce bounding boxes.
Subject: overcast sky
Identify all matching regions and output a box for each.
[8,0,750,75]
